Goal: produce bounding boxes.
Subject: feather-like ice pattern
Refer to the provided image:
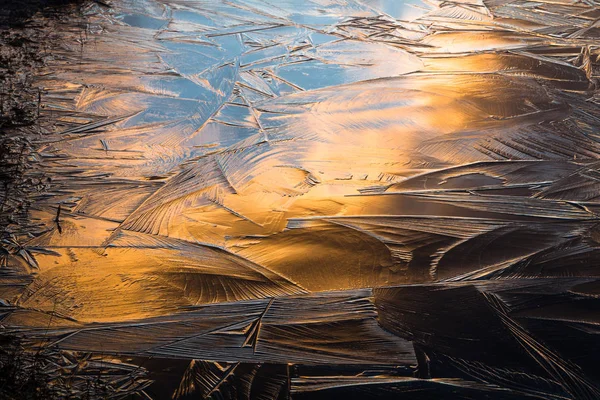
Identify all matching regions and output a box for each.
[3,0,600,398]
[14,290,417,365]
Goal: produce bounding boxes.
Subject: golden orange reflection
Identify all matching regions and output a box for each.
[12,0,598,325]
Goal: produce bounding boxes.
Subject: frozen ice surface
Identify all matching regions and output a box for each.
[2,0,600,398]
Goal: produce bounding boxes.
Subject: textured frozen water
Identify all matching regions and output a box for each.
[2,0,600,398]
